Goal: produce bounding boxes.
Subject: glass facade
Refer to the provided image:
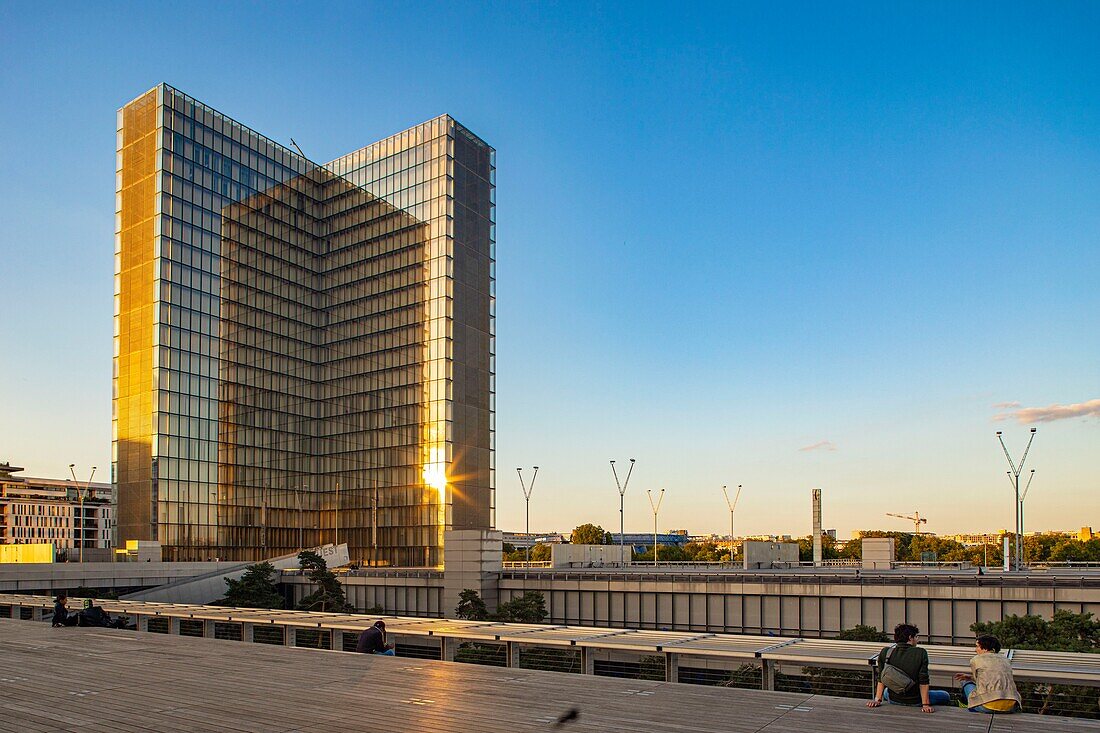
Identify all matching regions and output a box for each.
[113,84,494,566]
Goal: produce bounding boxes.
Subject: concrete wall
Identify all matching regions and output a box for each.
[551,544,631,568]
[742,541,799,569]
[497,571,1100,645]
[0,561,242,593]
[442,529,502,616]
[283,570,443,617]
[862,538,895,570]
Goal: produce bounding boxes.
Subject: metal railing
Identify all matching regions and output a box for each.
[4,592,1098,719]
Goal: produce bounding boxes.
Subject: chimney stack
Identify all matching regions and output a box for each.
[812,488,823,567]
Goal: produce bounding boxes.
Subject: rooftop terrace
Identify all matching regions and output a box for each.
[2,617,1094,732]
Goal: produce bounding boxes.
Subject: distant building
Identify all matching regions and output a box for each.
[1079,527,1094,541]
[502,531,566,549]
[609,533,691,553]
[0,462,113,555]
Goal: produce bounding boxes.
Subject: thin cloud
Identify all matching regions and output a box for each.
[799,440,837,453]
[992,401,1021,409]
[994,399,1100,424]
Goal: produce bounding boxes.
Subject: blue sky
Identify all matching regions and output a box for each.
[1,2,1097,538]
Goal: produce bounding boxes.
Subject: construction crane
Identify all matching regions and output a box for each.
[887,512,928,534]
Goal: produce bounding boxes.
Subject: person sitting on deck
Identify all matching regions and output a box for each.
[953,635,1022,713]
[356,620,395,656]
[867,623,951,713]
[51,594,78,627]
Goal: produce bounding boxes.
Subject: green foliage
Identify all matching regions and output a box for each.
[518,646,580,672]
[502,542,516,554]
[217,562,283,609]
[363,604,383,614]
[531,543,552,562]
[503,542,554,562]
[972,610,1100,653]
[455,642,507,666]
[295,550,354,613]
[571,523,608,545]
[456,589,490,621]
[1049,539,1100,562]
[633,544,689,561]
[838,624,888,642]
[683,541,727,562]
[719,664,763,689]
[637,655,666,681]
[797,535,840,561]
[495,591,548,623]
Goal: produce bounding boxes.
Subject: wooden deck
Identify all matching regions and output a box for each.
[0,618,1093,733]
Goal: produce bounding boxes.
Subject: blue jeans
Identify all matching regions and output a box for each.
[883,688,951,706]
[961,681,1018,713]
[373,649,395,656]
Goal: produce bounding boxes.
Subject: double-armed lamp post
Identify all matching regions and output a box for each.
[610,459,636,562]
[722,484,742,562]
[516,466,539,563]
[647,488,665,567]
[996,428,1036,570]
[68,464,97,563]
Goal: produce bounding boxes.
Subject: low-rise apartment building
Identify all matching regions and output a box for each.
[0,462,113,557]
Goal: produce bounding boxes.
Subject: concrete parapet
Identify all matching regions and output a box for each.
[442,529,502,617]
[861,538,895,570]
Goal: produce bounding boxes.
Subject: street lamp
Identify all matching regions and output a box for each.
[516,466,539,563]
[296,485,307,551]
[646,488,665,567]
[996,428,1036,570]
[68,464,97,563]
[1020,469,1036,564]
[721,484,742,562]
[610,459,636,563]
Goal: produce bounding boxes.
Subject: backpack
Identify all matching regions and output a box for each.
[879,644,917,694]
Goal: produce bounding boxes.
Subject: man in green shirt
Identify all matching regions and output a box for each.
[866,623,951,713]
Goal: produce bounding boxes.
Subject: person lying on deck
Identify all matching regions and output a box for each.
[77,599,126,629]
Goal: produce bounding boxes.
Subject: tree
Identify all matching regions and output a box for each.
[295,550,354,613]
[571,524,608,545]
[218,562,283,609]
[456,589,490,621]
[683,541,725,562]
[838,625,888,642]
[797,535,840,561]
[634,544,689,562]
[837,540,862,560]
[495,591,548,623]
[530,543,552,562]
[1050,539,1100,563]
[973,610,1100,653]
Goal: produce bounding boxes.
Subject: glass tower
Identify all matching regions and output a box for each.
[114,84,495,565]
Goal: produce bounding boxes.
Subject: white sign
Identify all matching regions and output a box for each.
[310,543,351,568]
